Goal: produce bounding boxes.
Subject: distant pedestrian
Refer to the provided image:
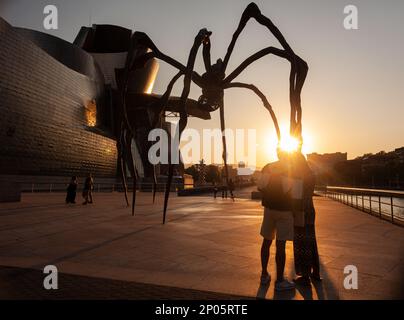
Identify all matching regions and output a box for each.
[82,174,94,205]
[221,185,228,198]
[66,176,77,204]
[213,182,218,199]
[228,179,235,200]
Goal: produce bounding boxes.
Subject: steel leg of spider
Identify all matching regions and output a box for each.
[121,2,308,223]
[221,2,308,143]
[120,29,211,223]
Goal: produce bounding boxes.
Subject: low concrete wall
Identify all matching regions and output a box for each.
[251,191,262,200]
[0,177,21,202]
[178,186,215,196]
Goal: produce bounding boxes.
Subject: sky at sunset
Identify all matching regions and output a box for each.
[1,0,403,168]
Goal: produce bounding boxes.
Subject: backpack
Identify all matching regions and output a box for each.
[261,173,292,211]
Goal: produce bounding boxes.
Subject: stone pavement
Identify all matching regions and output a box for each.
[0,190,403,300]
[0,265,250,300]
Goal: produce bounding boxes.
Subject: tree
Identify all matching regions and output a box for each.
[205,165,220,184]
[184,165,198,182]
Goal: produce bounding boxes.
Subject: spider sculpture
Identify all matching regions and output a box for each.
[118,2,308,223]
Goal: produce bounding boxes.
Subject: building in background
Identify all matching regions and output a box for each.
[0,17,210,198]
[307,152,347,185]
[307,149,404,189]
[0,18,157,182]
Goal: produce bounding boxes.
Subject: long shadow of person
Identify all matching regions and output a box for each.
[311,261,340,300]
[256,282,297,300]
[295,284,313,300]
[273,288,296,300]
[311,279,325,300]
[256,283,270,300]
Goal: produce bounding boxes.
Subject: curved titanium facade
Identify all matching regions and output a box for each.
[15,27,104,80]
[0,18,118,177]
[0,18,161,180]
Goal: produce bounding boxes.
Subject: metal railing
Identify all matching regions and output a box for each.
[22,182,192,193]
[319,186,404,226]
[22,181,254,193]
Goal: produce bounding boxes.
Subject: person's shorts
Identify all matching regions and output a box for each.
[260,208,294,241]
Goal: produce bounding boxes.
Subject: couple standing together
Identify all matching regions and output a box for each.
[258,150,321,291]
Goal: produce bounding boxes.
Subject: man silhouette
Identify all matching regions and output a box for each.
[258,149,302,291]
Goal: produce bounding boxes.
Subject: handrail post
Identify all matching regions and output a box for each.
[391,197,394,223]
[362,195,364,211]
[369,195,372,214]
[378,196,381,218]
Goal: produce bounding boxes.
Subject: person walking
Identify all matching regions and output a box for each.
[228,179,235,200]
[65,176,77,204]
[82,174,94,205]
[213,182,218,199]
[221,184,228,198]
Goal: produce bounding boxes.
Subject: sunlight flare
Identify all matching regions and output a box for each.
[279,134,300,153]
[266,125,314,161]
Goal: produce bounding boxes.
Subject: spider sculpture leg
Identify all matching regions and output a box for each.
[131,32,205,88]
[128,31,204,218]
[152,165,158,203]
[222,2,308,143]
[223,47,307,142]
[120,33,160,215]
[291,57,308,142]
[224,82,281,142]
[219,101,234,201]
[162,29,211,224]
[149,71,184,204]
[124,129,138,216]
[117,122,130,207]
[129,32,189,208]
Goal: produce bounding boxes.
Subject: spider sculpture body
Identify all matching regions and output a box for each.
[118,2,308,223]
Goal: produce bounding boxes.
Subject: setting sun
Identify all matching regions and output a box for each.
[279,135,300,153]
[265,125,314,162]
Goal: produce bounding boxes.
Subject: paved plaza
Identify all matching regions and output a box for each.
[0,190,403,299]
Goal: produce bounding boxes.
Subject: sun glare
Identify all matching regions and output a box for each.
[279,134,300,153]
[265,125,314,161]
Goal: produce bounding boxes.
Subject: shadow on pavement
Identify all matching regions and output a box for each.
[273,288,296,300]
[255,282,270,299]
